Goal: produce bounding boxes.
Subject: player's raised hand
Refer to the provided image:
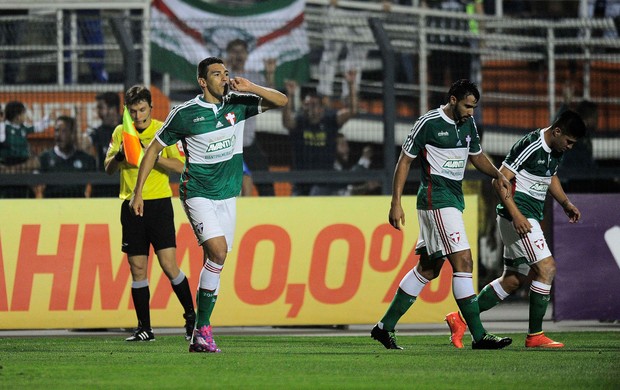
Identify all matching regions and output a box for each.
[229,76,254,93]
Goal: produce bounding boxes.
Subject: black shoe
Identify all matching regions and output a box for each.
[125,328,155,342]
[183,312,196,341]
[472,333,512,350]
[371,324,403,350]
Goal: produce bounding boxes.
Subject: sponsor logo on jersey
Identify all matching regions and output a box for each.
[442,159,466,169]
[529,182,548,193]
[193,116,206,123]
[206,135,236,152]
[216,121,224,128]
[537,159,546,165]
[438,131,449,137]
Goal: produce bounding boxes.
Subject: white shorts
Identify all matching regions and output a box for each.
[183,197,236,251]
[497,215,552,275]
[416,208,470,260]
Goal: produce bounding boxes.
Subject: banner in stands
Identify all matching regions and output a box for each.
[554,194,620,321]
[0,196,478,329]
[150,0,310,88]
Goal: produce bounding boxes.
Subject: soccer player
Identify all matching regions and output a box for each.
[129,57,287,353]
[372,79,513,350]
[104,85,196,342]
[445,109,586,349]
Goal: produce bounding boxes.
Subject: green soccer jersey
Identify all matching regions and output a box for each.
[156,93,261,201]
[402,107,482,211]
[0,121,35,164]
[497,128,563,221]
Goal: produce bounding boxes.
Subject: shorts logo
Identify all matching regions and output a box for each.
[535,239,545,250]
[194,222,204,235]
[449,232,461,244]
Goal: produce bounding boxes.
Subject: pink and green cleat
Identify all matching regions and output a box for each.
[189,325,221,353]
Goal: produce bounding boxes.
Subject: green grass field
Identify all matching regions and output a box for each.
[0,332,618,389]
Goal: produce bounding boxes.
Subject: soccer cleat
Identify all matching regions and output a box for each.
[189,325,221,353]
[525,333,564,348]
[472,333,512,350]
[183,312,196,341]
[125,328,155,342]
[371,324,403,350]
[445,311,467,349]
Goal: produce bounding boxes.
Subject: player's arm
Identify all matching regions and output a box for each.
[104,127,124,175]
[129,139,166,217]
[336,70,358,127]
[388,151,414,231]
[282,80,298,131]
[229,76,288,111]
[549,175,580,223]
[493,166,532,234]
[469,152,511,200]
[154,147,184,174]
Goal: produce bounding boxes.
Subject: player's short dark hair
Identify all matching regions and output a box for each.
[96,92,121,110]
[552,109,587,139]
[124,85,152,107]
[56,115,77,134]
[4,101,26,122]
[226,39,248,53]
[197,57,225,79]
[448,79,480,102]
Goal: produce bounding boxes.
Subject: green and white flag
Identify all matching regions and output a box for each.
[151,0,310,88]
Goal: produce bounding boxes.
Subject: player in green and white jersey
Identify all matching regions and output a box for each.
[130,57,287,353]
[446,110,586,349]
[372,79,514,350]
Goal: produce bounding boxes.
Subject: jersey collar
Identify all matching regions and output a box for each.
[540,128,552,153]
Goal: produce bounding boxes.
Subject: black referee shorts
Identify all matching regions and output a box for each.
[120,198,176,256]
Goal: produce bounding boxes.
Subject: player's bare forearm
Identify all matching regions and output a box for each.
[472,153,510,199]
[389,152,412,230]
[132,140,165,203]
[549,175,580,222]
[230,77,288,110]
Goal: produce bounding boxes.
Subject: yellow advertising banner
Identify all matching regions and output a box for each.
[0,196,478,329]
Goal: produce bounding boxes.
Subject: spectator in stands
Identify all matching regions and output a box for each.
[0,101,50,172]
[82,91,122,197]
[0,101,50,197]
[34,116,96,198]
[317,1,390,102]
[63,10,108,83]
[422,0,483,107]
[226,38,276,196]
[332,133,380,196]
[282,70,358,196]
[0,10,28,84]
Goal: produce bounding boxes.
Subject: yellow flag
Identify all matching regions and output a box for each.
[122,107,144,167]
